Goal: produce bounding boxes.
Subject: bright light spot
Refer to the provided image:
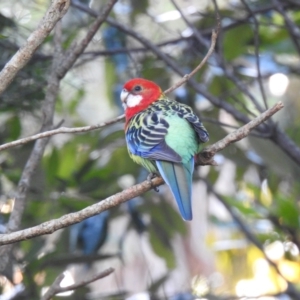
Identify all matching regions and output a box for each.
[42,271,75,297]
[182,27,193,37]
[126,292,150,300]
[57,271,75,297]
[14,7,31,24]
[155,10,181,23]
[0,5,31,24]
[260,179,272,206]
[118,174,135,189]
[113,2,132,14]
[235,258,287,297]
[265,241,284,262]
[268,73,289,96]
[214,154,225,165]
[0,283,25,300]
[13,268,23,285]
[41,287,49,297]
[278,259,300,282]
[0,198,15,214]
[34,271,46,286]
[209,272,224,289]
[236,279,262,297]
[284,241,299,256]
[0,7,13,18]
[37,252,45,259]
[192,275,209,296]
[253,258,269,276]
[90,149,101,160]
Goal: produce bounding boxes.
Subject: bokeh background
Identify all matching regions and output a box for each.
[0,0,300,299]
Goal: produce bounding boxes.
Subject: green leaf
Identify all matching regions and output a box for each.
[274,196,300,228]
[224,196,261,218]
[223,24,253,60]
[5,115,21,141]
[43,147,59,185]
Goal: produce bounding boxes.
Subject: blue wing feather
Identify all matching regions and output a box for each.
[126,112,182,162]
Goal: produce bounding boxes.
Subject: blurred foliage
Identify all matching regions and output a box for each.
[0,0,300,299]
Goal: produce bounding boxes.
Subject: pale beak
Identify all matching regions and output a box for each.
[120,89,129,109]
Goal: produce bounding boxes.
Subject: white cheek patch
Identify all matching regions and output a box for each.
[126,94,143,107]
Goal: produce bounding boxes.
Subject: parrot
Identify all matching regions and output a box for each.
[120,78,209,221]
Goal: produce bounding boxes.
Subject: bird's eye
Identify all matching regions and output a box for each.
[133,85,142,92]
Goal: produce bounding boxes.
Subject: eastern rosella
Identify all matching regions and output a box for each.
[121,78,209,221]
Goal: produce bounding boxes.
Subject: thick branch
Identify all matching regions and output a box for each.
[7,24,64,233]
[0,176,164,245]
[0,22,65,281]
[0,0,70,96]
[5,0,118,230]
[0,102,284,246]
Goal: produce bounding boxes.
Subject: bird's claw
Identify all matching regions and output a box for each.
[147,172,159,192]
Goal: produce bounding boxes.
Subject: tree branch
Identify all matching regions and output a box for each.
[273,0,300,54]
[0,0,70,96]
[0,21,65,283]
[0,101,284,246]
[198,101,284,165]
[164,18,219,94]
[0,115,125,152]
[41,268,114,300]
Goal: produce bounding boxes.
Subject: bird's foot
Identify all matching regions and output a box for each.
[147,172,159,192]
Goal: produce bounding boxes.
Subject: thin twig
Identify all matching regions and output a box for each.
[41,273,65,300]
[0,102,284,246]
[41,268,114,300]
[0,114,125,152]
[273,0,300,54]
[56,0,119,79]
[0,0,70,96]
[198,101,284,165]
[240,0,268,109]
[164,23,219,94]
[201,117,271,138]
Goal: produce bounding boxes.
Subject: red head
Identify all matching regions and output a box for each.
[120,78,163,122]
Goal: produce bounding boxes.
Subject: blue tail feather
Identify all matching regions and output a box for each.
[156,158,194,221]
